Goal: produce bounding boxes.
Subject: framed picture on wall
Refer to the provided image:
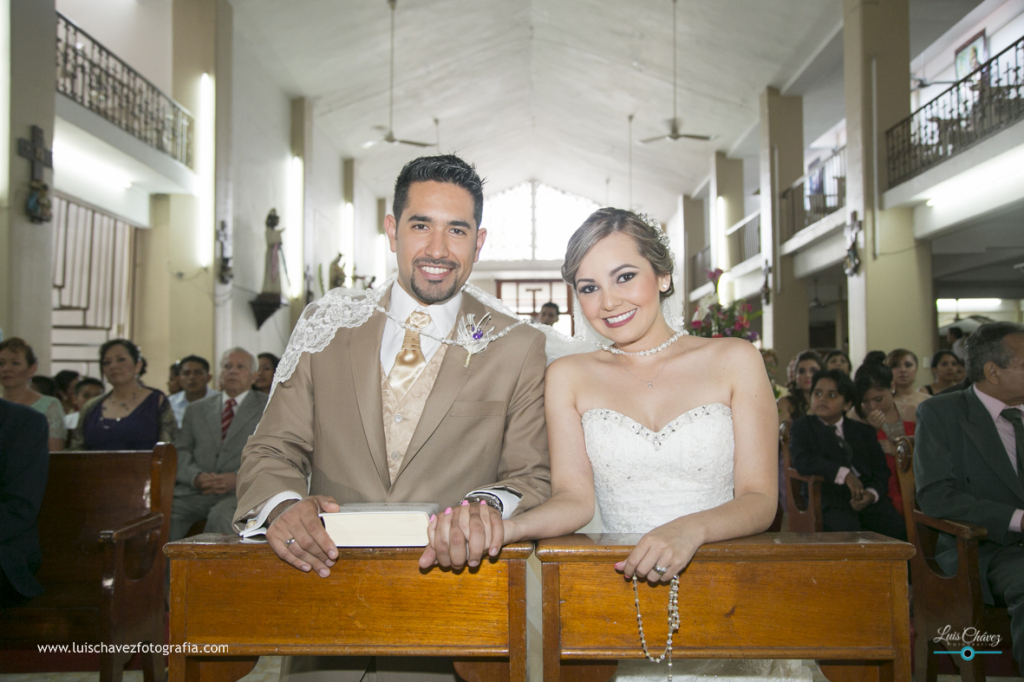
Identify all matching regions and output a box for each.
[954,31,987,80]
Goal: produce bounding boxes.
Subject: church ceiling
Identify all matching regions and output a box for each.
[229,0,845,220]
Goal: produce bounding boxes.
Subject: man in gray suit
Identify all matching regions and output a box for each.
[915,322,1024,667]
[170,347,268,539]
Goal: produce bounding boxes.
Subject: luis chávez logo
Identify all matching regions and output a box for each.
[933,625,1003,660]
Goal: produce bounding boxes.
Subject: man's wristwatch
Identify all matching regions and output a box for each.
[464,492,503,514]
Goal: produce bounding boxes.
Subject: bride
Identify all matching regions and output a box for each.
[430,208,814,680]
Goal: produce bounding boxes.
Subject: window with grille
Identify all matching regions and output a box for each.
[51,193,136,379]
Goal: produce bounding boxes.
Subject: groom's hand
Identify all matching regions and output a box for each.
[419,500,504,569]
[267,495,341,577]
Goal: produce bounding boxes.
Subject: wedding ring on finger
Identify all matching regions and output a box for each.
[286,538,296,546]
[653,564,668,576]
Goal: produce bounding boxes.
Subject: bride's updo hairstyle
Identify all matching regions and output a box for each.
[561,208,675,302]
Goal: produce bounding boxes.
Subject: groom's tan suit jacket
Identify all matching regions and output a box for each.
[233,287,551,526]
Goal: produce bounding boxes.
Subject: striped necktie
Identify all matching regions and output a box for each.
[221,398,236,440]
[1000,408,1024,487]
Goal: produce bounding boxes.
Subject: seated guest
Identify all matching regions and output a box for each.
[824,349,852,375]
[790,369,906,539]
[252,352,279,395]
[63,377,104,432]
[915,322,1024,668]
[0,338,66,451]
[852,362,916,515]
[171,348,266,539]
[920,350,962,396]
[0,399,49,603]
[168,355,218,428]
[167,361,182,396]
[30,376,57,397]
[70,339,176,450]
[537,301,560,326]
[53,369,80,414]
[777,350,822,422]
[887,348,927,415]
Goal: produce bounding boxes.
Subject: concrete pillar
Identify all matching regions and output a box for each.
[680,195,704,321]
[0,0,56,369]
[759,87,809,368]
[213,0,233,365]
[137,0,222,377]
[843,0,933,366]
[289,96,312,326]
[710,152,744,269]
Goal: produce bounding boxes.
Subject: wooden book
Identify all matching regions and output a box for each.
[319,503,438,547]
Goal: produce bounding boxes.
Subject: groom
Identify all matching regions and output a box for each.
[233,155,551,682]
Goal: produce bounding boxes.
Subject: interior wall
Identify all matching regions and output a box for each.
[229,28,291,356]
[353,179,379,283]
[55,0,173,94]
[308,126,343,299]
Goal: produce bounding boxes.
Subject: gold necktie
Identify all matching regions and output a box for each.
[388,310,432,400]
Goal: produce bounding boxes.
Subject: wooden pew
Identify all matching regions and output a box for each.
[0,444,176,682]
[893,437,1018,682]
[538,532,913,682]
[780,420,824,532]
[164,535,532,682]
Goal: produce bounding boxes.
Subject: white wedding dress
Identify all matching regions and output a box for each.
[581,403,820,682]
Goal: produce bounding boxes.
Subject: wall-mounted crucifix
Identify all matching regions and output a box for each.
[18,125,54,223]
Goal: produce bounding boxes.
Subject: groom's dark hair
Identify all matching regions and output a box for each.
[392,155,486,228]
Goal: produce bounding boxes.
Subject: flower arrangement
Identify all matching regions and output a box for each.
[690,268,761,342]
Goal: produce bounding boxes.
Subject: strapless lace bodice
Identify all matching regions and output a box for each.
[579,403,818,682]
[582,403,735,533]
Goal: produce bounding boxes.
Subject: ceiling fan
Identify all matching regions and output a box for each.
[641,0,713,145]
[362,0,431,149]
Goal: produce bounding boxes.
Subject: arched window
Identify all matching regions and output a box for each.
[481,182,599,262]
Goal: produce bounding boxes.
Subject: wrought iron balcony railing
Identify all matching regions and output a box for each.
[726,212,761,265]
[57,12,194,168]
[779,146,846,241]
[886,32,1023,188]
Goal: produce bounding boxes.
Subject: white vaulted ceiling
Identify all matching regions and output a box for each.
[230,0,847,220]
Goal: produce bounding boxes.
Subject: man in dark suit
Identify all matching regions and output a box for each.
[170,348,268,540]
[0,399,49,604]
[790,368,906,540]
[916,322,1024,667]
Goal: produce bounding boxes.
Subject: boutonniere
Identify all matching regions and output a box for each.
[456,313,496,367]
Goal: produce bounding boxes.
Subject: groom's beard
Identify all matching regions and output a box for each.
[410,258,462,304]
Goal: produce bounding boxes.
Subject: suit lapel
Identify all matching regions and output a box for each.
[964,389,1024,502]
[351,288,391,491]
[204,397,222,450]
[394,294,479,480]
[225,393,263,445]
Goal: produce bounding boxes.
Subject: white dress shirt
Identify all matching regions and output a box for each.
[222,389,249,412]
[380,283,462,376]
[170,386,218,427]
[827,417,880,504]
[972,385,1024,533]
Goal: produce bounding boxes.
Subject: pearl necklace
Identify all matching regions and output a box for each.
[633,574,681,680]
[604,330,685,357]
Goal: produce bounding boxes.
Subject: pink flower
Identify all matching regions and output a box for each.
[712,333,723,338]
[706,268,725,288]
[691,319,703,328]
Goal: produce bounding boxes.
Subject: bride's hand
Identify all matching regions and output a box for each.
[615,517,705,584]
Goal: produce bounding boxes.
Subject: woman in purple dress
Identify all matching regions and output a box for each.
[70,339,177,450]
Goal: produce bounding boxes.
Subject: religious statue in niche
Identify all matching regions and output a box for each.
[250,209,289,330]
[843,210,862,277]
[18,126,54,224]
[26,181,53,224]
[261,209,290,294]
[329,253,346,290]
[216,220,234,285]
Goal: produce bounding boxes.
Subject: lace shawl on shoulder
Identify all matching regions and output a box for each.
[271,277,393,394]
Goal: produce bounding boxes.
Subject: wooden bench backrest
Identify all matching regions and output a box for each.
[894,437,918,545]
[34,444,176,584]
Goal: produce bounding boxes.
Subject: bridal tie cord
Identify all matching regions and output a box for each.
[387,311,431,399]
